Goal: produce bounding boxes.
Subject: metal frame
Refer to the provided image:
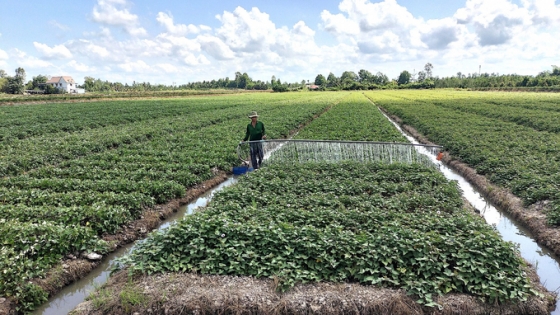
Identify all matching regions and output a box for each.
[237,139,442,163]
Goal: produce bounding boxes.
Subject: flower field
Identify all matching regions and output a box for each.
[0,92,348,312]
[365,90,560,225]
[111,92,543,311]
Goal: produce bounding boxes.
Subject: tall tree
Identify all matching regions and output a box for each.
[358,69,373,83]
[15,67,25,83]
[0,69,7,78]
[83,76,95,91]
[327,72,338,87]
[424,63,433,79]
[29,74,48,90]
[340,71,358,83]
[314,74,327,86]
[5,67,26,94]
[397,70,411,85]
[374,72,389,85]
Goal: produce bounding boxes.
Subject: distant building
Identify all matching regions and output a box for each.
[46,76,85,94]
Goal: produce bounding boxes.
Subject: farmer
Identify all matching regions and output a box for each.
[242,111,266,169]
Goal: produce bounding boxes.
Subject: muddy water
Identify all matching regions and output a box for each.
[31,177,239,315]
[384,111,560,314]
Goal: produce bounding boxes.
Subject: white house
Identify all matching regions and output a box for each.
[46,76,85,94]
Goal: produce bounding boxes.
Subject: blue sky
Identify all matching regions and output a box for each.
[0,0,558,85]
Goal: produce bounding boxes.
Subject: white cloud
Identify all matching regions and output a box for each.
[321,0,429,58]
[84,27,113,39]
[522,0,560,24]
[455,0,529,46]
[320,10,360,36]
[183,53,210,66]
[33,42,73,59]
[215,6,276,52]
[419,18,460,50]
[49,20,70,31]
[198,35,235,60]
[119,60,151,72]
[156,12,203,36]
[12,49,54,68]
[343,0,415,32]
[272,22,320,58]
[156,63,179,73]
[91,0,147,37]
[0,49,8,60]
[7,0,560,84]
[66,39,112,60]
[68,60,96,72]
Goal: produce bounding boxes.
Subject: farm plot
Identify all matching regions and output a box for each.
[0,92,347,312]
[114,162,541,309]
[366,90,560,226]
[100,93,547,313]
[295,93,407,142]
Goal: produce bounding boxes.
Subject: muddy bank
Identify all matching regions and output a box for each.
[380,109,560,260]
[0,172,228,315]
[72,258,554,315]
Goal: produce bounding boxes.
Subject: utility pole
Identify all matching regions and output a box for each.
[479,65,481,76]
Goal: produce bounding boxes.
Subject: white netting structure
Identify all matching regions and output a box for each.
[237,140,442,169]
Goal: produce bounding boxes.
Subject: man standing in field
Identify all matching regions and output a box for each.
[242,111,266,169]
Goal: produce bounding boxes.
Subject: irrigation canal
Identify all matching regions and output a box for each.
[33,115,559,315]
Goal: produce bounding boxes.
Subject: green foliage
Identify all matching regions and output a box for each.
[295,93,407,142]
[119,280,147,313]
[114,93,536,308]
[117,162,535,306]
[314,74,327,86]
[398,71,411,85]
[367,90,560,225]
[0,92,349,311]
[26,74,48,90]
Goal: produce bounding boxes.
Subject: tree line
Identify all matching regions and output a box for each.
[1,64,559,95]
[0,68,65,95]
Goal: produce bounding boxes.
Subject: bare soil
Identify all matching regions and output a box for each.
[71,256,554,315]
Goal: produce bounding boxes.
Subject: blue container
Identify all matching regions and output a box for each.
[232,166,249,175]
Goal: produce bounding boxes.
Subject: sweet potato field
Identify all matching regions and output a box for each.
[0,92,347,312]
[365,90,560,225]
[1,91,556,313]
[111,92,543,312]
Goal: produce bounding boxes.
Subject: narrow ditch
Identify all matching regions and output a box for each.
[379,108,560,315]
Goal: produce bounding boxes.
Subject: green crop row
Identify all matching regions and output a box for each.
[117,162,536,307]
[415,91,560,133]
[0,92,348,312]
[295,93,407,142]
[366,90,560,225]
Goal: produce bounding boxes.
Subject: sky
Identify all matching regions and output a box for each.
[0,0,559,85]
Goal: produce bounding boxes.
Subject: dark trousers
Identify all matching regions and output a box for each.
[250,142,264,169]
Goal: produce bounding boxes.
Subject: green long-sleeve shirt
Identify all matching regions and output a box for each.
[243,121,265,141]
